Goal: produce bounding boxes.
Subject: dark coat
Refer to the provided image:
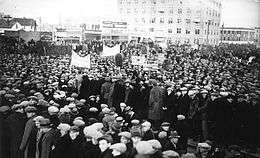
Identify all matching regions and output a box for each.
[67,135,85,158]
[99,148,113,158]
[176,94,190,117]
[50,133,71,158]
[101,81,112,103]
[176,120,190,154]
[142,129,155,141]
[40,128,59,158]
[6,112,27,158]
[164,92,177,123]
[112,81,126,113]
[0,112,11,158]
[148,86,164,120]
[83,141,100,158]
[20,115,38,158]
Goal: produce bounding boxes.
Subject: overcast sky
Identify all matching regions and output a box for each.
[0,0,259,27]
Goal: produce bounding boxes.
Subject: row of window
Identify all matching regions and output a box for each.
[120,0,184,5]
[122,7,195,15]
[206,8,221,17]
[147,28,219,36]
[221,30,255,35]
[148,28,201,34]
[133,18,219,27]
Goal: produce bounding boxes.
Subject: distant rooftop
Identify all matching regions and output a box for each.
[0,17,36,28]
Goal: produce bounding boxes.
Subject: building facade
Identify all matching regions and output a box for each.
[117,0,222,45]
[0,17,37,34]
[220,27,255,45]
[254,27,260,48]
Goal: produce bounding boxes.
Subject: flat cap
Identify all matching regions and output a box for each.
[110,143,127,154]
[57,123,71,132]
[97,134,113,143]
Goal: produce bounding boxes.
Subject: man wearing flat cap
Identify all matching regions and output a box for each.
[148,79,164,130]
[5,103,27,158]
[20,106,38,158]
[110,143,127,158]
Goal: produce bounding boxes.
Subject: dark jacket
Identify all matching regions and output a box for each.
[6,112,27,158]
[99,148,113,158]
[51,133,71,158]
[67,134,85,158]
[40,128,59,158]
[148,86,164,120]
[20,115,38,158]
[83,141,100,158]
[142,129,155,141]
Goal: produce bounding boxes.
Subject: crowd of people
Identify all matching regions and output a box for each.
[0,39,259,158]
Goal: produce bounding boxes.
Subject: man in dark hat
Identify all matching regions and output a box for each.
[6,104,27,158]
[20,106,38,158]
[148,79,164,130]
[101,77,112,104]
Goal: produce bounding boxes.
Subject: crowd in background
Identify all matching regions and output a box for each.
[0,38,259,158]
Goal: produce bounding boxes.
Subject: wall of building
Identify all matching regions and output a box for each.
[220,27,256,45]
[117,0,222,45]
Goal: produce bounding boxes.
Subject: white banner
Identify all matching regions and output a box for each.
[101,44,120,57]
[71,50,91,68]
[131,56,146,65]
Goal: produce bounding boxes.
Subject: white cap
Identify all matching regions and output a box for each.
[177,115,185,120]
[48,106,59,113]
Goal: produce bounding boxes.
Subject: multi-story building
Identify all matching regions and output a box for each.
[254,27,260,48]
[117,0,222,45]
[220,27,255,45]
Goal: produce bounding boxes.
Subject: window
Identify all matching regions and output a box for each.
[224,30,226,34]
[195,29,200,34]
[149,28,154,32]
[177,19,181,23]
[158,10,164,13]
[186,29,190,34]
[127,9,131,14]
[186,19,191,24]
[178,8,182,14]
[169,9,173,14]
[168,29,172,33]
[227,31,230,34]
[177,28,181,33]
[150,18,156,23]
[168,18,173,24]
[160,18,164,23]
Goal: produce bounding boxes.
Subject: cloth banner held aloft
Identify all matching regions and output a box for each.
[101,44,120,57]
[70,50,91,68]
